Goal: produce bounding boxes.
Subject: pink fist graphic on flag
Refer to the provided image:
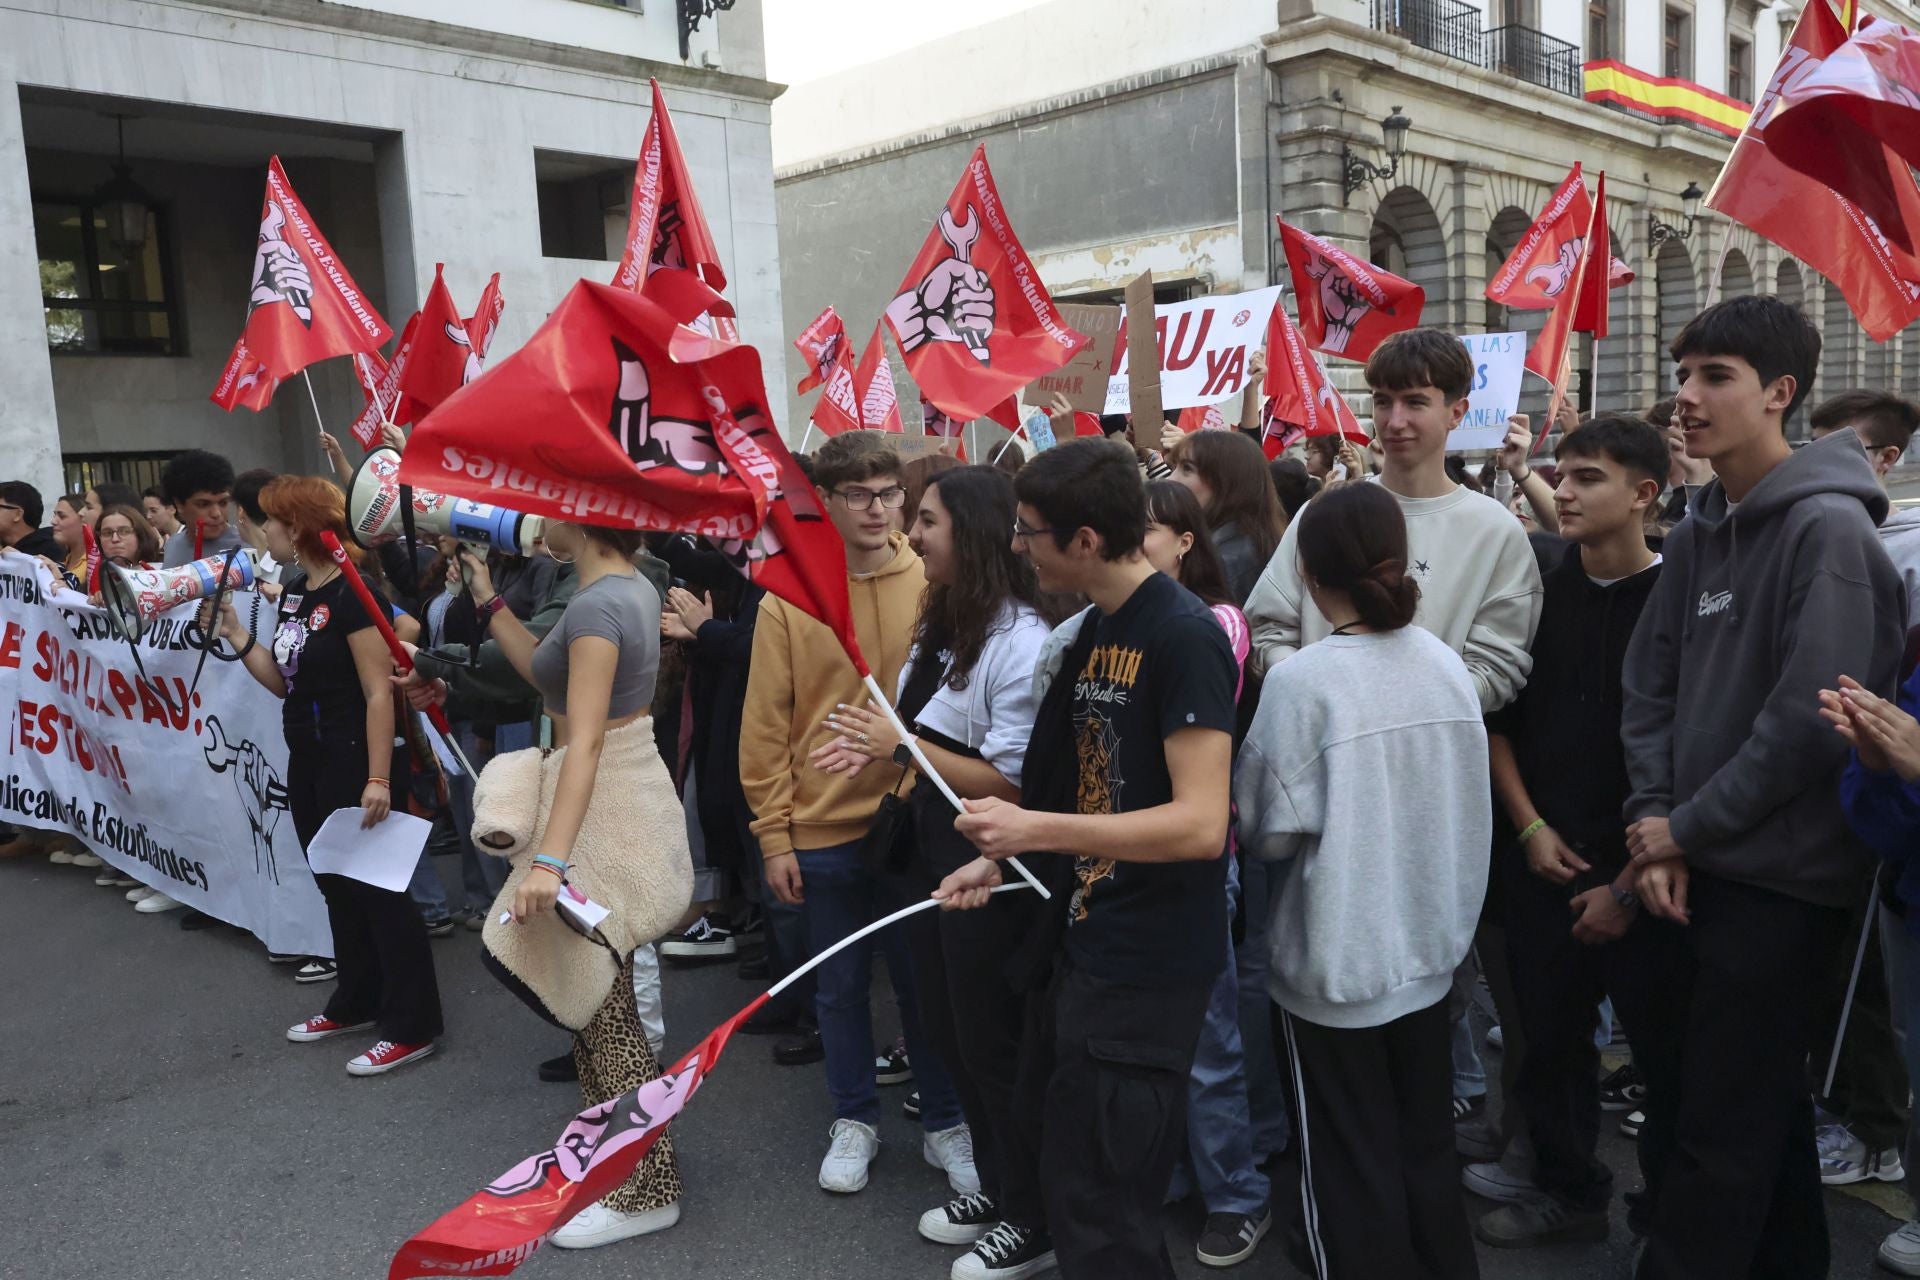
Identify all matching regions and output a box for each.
[1303,249,1372,356]
[250,202,313,325]
[887,208,995,363]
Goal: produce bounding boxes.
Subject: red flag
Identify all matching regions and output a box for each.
[855,322,905,433]
[1073,410,1104,437]
[1572,171,1613,338]
[399,272,769,546]
[395,264,470,422]
[389,995,766,1280]
[884,146,1087,419]
[1176,404,1228,434]
[612,80,727,295]
[239,157,391,380]
[794,307,861,437]
[794,307,850,395]
[464,273,506,374]
[1523,190,1602,383]
[1277,219,1425,360]
[1263,303,1366,444]
[984,395,1023,432]
[348,315,417,449]
[1260,412,1307,460]
[1704,2,1920,340]
[209,336,281,412]
[1761,19,1920,256]
[1486,163,1634,312]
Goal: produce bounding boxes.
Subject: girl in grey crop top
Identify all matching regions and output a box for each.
[529,572,661,716]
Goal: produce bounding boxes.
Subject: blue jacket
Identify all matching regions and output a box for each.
[1840,662,1920,934]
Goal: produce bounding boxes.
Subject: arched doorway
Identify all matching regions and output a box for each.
[1369,185,1450,321]
[1720,248,1754,300]
[1776,260,1805,310]
[1656,239,1697,356]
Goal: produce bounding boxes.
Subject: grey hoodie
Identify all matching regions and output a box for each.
[1621,430,1907,907]
[1879,504,1920,628]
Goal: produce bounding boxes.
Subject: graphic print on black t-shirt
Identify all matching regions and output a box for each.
[273,572,381,740]
[1059,573,1237,987]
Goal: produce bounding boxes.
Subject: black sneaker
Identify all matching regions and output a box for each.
[659,912,738,960]
[919,1191,999,1245]
[774,1028,824,1066]
[1196,1209,1272,1267]
[538,1052,579,1083]
[1619,1109,1644,1139]
[1598,1062,1646,1112]
[424,917,456,939]
[1474,1194,1608,1248]
[876,1040,913,1086]
[904,1090,922,1120]
[294,959,338,984]
[953,1223,1056,1279]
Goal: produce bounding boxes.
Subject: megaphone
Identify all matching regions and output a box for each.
[346,447,545,555]
[98,549,256,642]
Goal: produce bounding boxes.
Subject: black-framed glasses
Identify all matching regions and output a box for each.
[1012,520,1055,544]
[832,485,907,511]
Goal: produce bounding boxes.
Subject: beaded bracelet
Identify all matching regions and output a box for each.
[1515,817,1547,846]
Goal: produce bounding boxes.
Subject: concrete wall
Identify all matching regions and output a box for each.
[326,0,718,64]
[0,0,784,492]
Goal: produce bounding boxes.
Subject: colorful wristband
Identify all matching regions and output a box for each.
[531,854,569,876]
[365,778,390,789]
[529,861,565,882]
[478,594,508,623]
[1516,818,1547,846]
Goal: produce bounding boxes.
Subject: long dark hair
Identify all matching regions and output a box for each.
[1167,430,1284,566]
[1295,483,1420,631]
[1144,481,1234,608]
[914,466,1044,690]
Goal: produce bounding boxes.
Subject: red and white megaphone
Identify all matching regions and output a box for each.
[97,549,256,641]
[346,447,545,555]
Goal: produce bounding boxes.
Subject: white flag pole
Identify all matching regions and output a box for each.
[798,422,816,454]
[859,670,1050,899]
[302,370,336,474]
[766,882,1032,1001]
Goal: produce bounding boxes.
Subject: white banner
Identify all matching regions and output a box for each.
[1106,285,1285,414]
[0,552,332,956]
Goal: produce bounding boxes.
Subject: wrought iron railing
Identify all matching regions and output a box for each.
[1485,24,1584,97]
[1371,0,1484,66]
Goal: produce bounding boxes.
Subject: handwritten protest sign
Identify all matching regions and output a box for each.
[1106,285,1285,414]
[1450,332,1526,450]
[1034,304,1122,413]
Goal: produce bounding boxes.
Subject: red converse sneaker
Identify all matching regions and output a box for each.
[346,1039,435,1076]
[286,1015,374,1043]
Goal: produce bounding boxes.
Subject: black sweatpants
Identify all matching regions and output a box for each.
[1503,862,1645,1211]
[288,737,443,1045]
[1614,871,1845,1280]
[1002,962,1210,1278]
[1275,996,1479,1280]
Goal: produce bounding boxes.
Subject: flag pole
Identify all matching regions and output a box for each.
[1824,875,1882,1097]
[991,423,1028,466]
[859,670,1050,900]
[1706,230,1735,307]
[797,422,815,454]
[302,370,337,474]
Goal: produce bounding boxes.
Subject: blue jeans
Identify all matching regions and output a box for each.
[407,847,451,923]
[445,722,508,914]
[1176,855,1271,1216]
[797,840,963,1130]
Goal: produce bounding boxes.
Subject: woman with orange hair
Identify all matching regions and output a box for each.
[207,474,443,1075]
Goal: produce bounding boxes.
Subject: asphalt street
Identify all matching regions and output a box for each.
[0,855,1902,1280]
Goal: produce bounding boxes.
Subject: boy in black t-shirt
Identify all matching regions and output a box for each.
[940,439,1235,1280]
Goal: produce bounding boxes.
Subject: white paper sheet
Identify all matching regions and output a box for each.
[306,807,432,893]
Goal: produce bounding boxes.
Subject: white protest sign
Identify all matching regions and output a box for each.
[0,552,332,955]
[1105,285,1284,414]
[1450,332,1526,450]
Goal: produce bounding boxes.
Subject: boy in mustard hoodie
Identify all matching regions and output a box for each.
[739,431,975,1198]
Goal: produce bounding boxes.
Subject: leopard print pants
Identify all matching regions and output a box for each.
[572,951,682,1213]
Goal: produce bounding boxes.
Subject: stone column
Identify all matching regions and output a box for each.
[0,68,65,497]
[1448,162,1490,335]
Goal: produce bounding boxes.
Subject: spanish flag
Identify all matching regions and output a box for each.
[1581,61,1751,138]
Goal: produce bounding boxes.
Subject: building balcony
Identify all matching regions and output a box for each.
[1486,24,1583,97]
[1371,0,1484,67]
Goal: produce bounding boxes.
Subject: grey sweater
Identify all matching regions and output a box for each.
[1621,430,1906,907]
[1234,626,1490,1029]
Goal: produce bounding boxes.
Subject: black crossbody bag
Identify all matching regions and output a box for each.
[857,655,945,875]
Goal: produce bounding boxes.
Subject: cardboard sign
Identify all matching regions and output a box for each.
[1450,332,1527,450]
[1106,285,1285,415]
[1033,303,1122,413]
[1123,272,1162,429]
[888,433,962,462]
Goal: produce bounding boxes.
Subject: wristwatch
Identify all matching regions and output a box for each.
[1610,884,1640,910]
[893,740,915,767]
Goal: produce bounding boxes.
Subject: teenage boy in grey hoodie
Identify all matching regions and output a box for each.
[1620,296,1906,1280]
[1811,390,1920,624]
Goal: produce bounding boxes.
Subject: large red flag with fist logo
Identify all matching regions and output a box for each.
[612,80,727,295]
[885,146,1087,420]
[237,157,392,381]
[395,264,470,422]
[1276,219,1424,361]
[1485,163,1634,314]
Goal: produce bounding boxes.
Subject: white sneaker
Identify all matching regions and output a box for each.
[924,1123,981,1196]
[1462,1160,1537,1203]
[1880,1220,1920,1276]
[550,1199,680,1249]
[818,1118,879,1193]
[69,851,102,869]
[125,886,154,903]
[48,845,75,865]
[1817,1124,1904,1185]
[134,892,185,913]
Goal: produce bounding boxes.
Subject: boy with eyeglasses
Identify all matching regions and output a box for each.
[740,431,975,1199]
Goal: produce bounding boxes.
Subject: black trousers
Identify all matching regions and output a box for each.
[1276,996,1479,1280]
[1002,962,1210,1278]
[1503,863,1646,1211]
[1615,871,1845,1280]
[1808,874,1907,1150]
[288,736,443,1045]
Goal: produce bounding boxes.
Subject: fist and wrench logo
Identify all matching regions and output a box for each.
[887,208,996,364]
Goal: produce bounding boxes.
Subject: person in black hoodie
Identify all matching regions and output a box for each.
[1471,414,1666,1249]
[1620,296,1906,1279]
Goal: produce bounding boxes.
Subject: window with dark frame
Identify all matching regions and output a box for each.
[1728,36,1752,101]
[1664,6,1693,80]
[33,199,179,356]
[61,452,174,498]
[1587,0,1611,60]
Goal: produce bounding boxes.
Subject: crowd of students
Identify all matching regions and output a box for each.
[9,292,1920,1279]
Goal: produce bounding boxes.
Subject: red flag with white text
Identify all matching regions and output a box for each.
[464,272,506,374]
[348,315,417,449]
[210,335,281,412]
[238,157,392,381]
[1704,1,1920,340]
[612,80,727,295]
[1522,191,1600,383]
[1263,302,1366,444]
[794,307,861,437]
[395,264,471,422]
[885,146,1087,420]
[856,323,905,433]
[1277,219,1425,361]
[1485,163,1634,313]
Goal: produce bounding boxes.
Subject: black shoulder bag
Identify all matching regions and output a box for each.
[857,655,945,875]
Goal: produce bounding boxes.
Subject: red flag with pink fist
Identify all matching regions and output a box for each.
[1276,219,1424,361]
[612,80,727,296]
